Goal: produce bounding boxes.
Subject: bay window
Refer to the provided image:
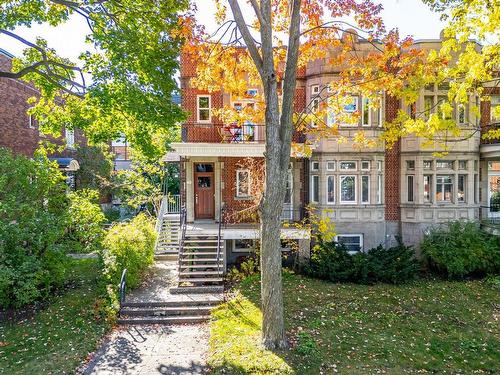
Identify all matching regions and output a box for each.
[340,175,356,203]
[436,175,453,202]
[327,175,335,204]
[311,175,319,203]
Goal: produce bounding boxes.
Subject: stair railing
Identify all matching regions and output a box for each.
[118,268,128,317]
[216,204,225,276]
[178,206,187,272]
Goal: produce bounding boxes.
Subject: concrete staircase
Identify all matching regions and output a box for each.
[171,232,224,294]
[155,214,180,261]
[117,298,218,325]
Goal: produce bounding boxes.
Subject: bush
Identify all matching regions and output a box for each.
[0,148,70,308]
[421,220,500,279]
[65,190,106,253]
[306,238,419,284]
[101,213,156,290]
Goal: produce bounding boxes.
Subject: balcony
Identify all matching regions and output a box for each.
[481,122,500,145]
[182,123,266,143]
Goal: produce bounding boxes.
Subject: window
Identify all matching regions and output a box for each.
[436,175,453,202]
[377,174,382,204]
[491,95,500,122]
[232,239,255,253]
[246,89,258,97]
[406,160,415,171]
[458,160,467,170]
[361,161,370,171]
[423,160,433,170]
[197,95,211,122]
[197,177,211,188]
[474,174,479,204]
[340,96,359,126]
[377,161,383,172]
[236,169,250,197]
[436,160,454,169]
[284,167,293,204]
[424,175,432,203]
[340,175,356,203]
[457,175,466,203]
[311,85,320,95]
[310,85,320,128]
[310,175,320,203]
[311,161,320,171]
[457,104,466,124]
[65,128,75,149]
[196,163,213,172]
[326,161,336,171]
[407,175,414,202]
[474,160,478,172]
[28,112,37,129]
[340,161,357,171]
[336,234,363,253]
[423,83,451,120]
[327,175,335,204]
[362,97,370,126]
[361,175,370,203]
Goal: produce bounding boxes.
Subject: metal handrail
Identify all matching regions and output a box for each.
[178,206,187,272]
[118,268,128,317]
[216,204,225,276]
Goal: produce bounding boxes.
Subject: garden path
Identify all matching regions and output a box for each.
[82,260,219,375]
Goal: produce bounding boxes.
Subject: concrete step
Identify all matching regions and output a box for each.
[181,252,219,256]
[179,264,220,269]
[120,306,212,317]
[117,315,210,325]
[122,300,220,308]
[170,286,224,294]
[179,277,223,284]
[183,245,218,249]
[180,257,221,262]
[154,254,177,261]
[179,270,222,276]
[183,239,220,243]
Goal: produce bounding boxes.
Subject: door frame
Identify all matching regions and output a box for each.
[194,162,215,220]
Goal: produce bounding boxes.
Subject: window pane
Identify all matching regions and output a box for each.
[361,161,370,170]
[423,160,433,170]
[424,96,434,120]
[340,161,356,170]
[362,97,370,126]
[436,175,453,202]
[326,161,335,170]
[362,175,369,203]
[377,174,382,204]
[474,174,478,204]
[458,160,467,170]
[458,175,466,203]
[337,235,361,252]
[407,175,414,202]
[199,109,210,121]
[436,160,454,169]
[424,175,432,203]
[327,176,335,204]
[237,170,250,196]
[311,175,320,203]
[198,96,209,108]
[406,160,415,170]
[196,164,214,172]
[197,176,211,188]
[284,169,292,204]
[341,176,356,202]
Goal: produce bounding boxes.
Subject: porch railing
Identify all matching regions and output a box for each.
[216,204,225,276]
[178,206,187,273]
[166,194,181,214]
[480,205,500,226]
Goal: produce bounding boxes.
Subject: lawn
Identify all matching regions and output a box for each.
[209,272,500,374]
[0,258,110,374]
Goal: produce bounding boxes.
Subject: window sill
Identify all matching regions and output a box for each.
[234,196,253,201]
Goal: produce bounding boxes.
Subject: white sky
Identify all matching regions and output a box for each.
[0,0,444,63]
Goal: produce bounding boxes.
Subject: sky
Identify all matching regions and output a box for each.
[0,0,445,64]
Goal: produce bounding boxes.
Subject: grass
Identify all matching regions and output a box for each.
[208,271,500,374]
[0,258,111,374]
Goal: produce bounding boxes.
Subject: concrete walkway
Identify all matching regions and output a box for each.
[82,260,221,375]
[83,324,209,375]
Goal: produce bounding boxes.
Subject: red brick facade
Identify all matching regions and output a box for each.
[384,95,402,221]
[0,52,85,157]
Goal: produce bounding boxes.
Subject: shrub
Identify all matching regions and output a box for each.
[65,190,106,253]
[421,220,500,279]
[101,213,156,290]
[0,148,70,307]
[306,239,419,284]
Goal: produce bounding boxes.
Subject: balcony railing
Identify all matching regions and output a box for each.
[182,123,306,144]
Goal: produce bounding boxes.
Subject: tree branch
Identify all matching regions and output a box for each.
[228,0,264,76]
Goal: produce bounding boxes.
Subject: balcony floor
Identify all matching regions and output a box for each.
[186,221,310,239]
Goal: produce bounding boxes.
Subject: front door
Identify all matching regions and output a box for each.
[194,163,215,219]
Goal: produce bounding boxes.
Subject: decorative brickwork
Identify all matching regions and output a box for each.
[384,94,401,221]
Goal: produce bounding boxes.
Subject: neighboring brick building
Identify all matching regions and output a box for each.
[169,33,499,263]
[0,48,86,185]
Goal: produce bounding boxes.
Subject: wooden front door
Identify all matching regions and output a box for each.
[194,163,215,219]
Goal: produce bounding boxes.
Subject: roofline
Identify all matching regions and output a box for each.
[0,48,15,59]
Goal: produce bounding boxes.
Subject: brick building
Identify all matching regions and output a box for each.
[167,34,499,266]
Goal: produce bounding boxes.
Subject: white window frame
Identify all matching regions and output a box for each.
[423,174,433,203]
[326,175,335,204]
[436,174,454,203]
[335,234,363,254]
[236,169,251,198]
[377,174,383,204]
[310,175,320,203]
[377,160,383,172]
[28,112,36,129]
[340,95,359,127]
[232,239,256,253]
[407,175,414,203]
[310,160,320,171]
[457,174,467,203]
[361,175,370,204]
[310,85,320,128]
[361,161,370,171]
[197,95,211,123]
[326,161,336,171]
[340,175,357,204]
[65,128,75,149]
[361,97,371,127]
